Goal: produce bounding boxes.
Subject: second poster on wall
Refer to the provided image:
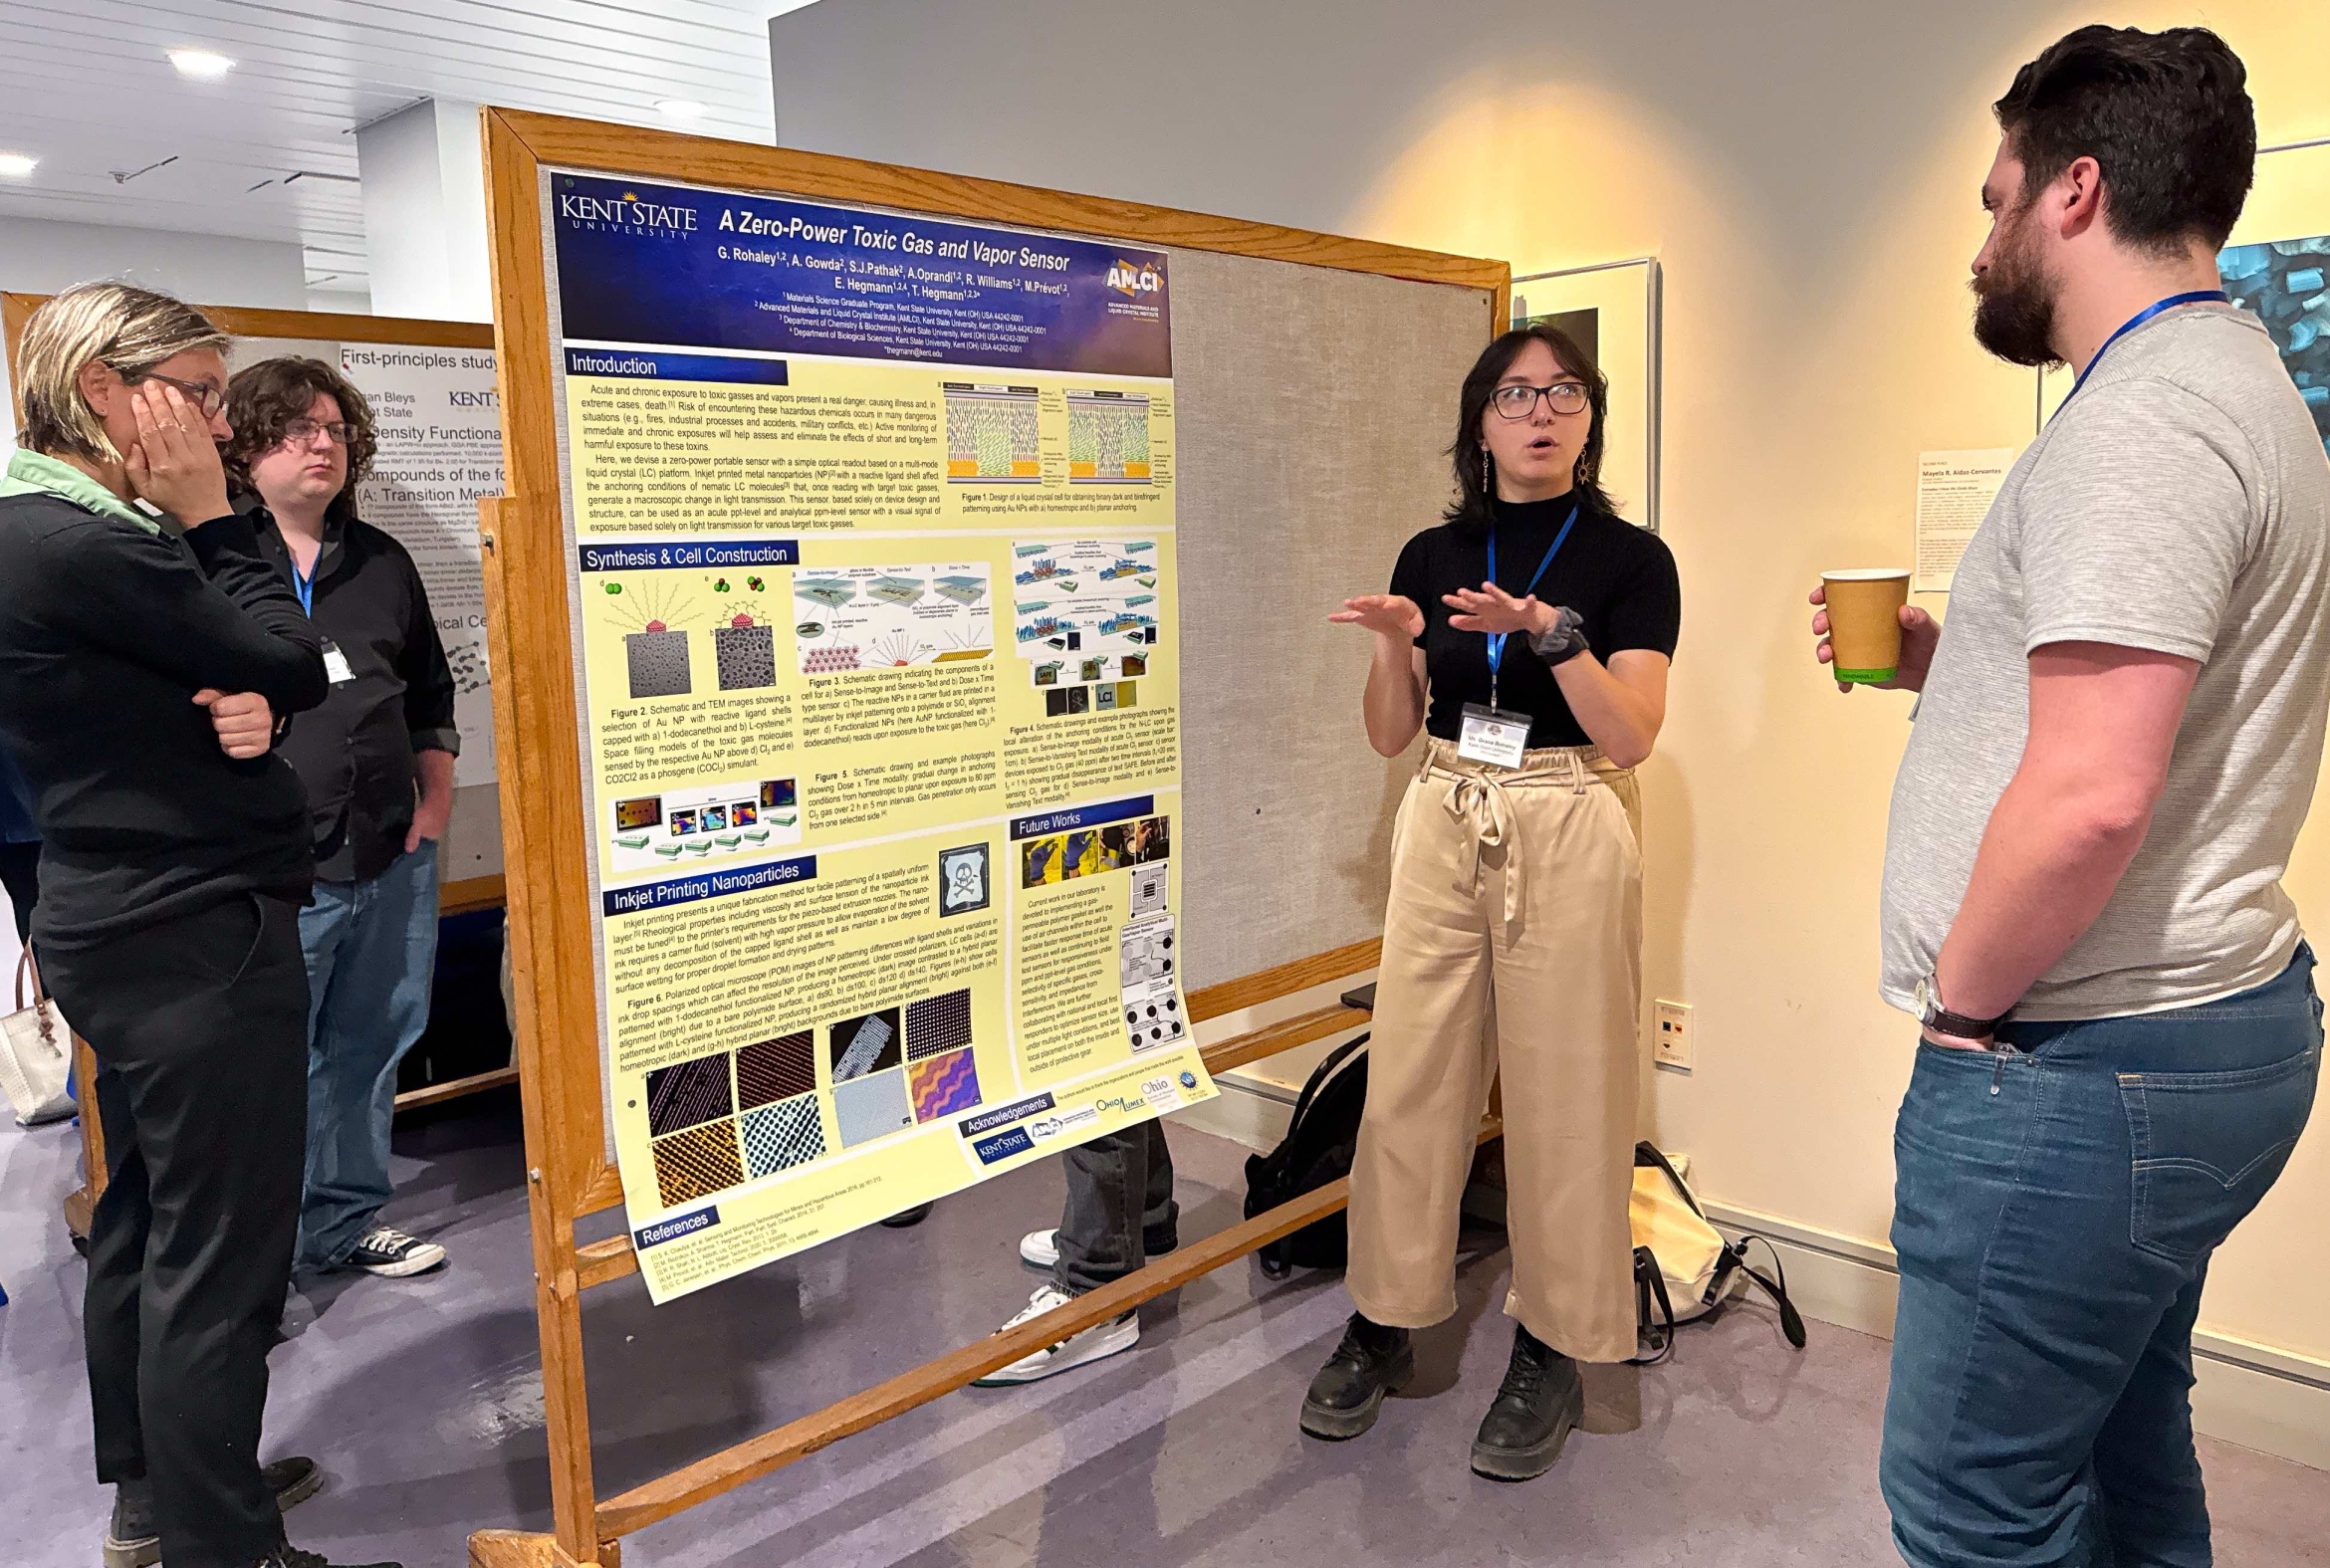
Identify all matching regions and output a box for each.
[541,172,1215,1301]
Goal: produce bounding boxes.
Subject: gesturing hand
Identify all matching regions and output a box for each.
[1444,581,1551,636]
[1329,593,1426,640]
[193,689,275,760]
[123,382,231,528]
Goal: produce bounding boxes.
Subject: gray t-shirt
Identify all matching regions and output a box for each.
[1883,304,2330,1021]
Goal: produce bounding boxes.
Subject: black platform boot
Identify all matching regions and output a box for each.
[1469,1323,1584,1480]
[1299,1312,1415,1440]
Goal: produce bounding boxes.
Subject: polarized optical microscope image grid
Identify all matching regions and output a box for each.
[908,1048,982,1123]
[905,989,973,1060]
[833,1067,915,1147]
[644,1052,734,1137]
[2222,236,2330,456]
[737,1031,817,1109]
[828,1008,902,1082]
[651,1119,745,1208]
[742,1093,826,1177]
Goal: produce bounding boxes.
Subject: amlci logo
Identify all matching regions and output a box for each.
[1105,258,1164,299]
[449,389,500,408]
[559,188,700,235]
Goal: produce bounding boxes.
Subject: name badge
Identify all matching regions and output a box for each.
[1457,703,1530,770]
[321,639,356,686]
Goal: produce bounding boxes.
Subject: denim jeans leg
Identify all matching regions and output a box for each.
[296,882,357,1268]
[2090,1265,2212,1567]
[1055,1123,1149,1295]
[1882,949,2321,1568]
[298,843,441,1265]
[1139,1120,1178,1253]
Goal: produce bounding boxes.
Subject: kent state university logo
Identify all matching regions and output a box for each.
[558,181,700,238]
[1105,257,1165,299]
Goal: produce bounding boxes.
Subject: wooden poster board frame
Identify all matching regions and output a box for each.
[2,296,522,1232]
[471,107,1509,1568]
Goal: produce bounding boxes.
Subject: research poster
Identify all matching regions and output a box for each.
[542,172,1212,1302]
[341,344,504,784]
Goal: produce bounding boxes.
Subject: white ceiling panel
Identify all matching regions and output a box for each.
[0,0,801,291]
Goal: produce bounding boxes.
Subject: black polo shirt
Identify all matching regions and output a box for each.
[244,498,459,882]
[1389,495,1681,747]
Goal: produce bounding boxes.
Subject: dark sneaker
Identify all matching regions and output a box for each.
[877,1203,934,1229]
[343,1226,446,1277]
[105,1458,326,1568]
[1469,1323,1585,1481]
[1299,1312,1414,1440]
[256,1540,403,1568]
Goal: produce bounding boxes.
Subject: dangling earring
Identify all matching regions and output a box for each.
[1481,446,1492,497]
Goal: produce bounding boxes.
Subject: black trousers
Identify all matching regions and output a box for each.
[0,837,37,946]
[41,893,309,1568]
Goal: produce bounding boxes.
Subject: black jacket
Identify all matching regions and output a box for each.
[245,499,459,882]
[0,491,327,947]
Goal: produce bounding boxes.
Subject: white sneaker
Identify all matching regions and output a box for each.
[1020,1228,1060,1268]
[972,1285,1139,1385]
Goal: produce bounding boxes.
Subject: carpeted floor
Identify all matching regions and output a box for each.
[3,1092,2325,1566]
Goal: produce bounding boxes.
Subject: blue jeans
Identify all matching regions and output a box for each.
[1883,946,2322,1567]
[296,842,440,1267]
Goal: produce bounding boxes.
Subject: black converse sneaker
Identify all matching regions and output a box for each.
[104,1458,325,1568]
[343,1226,447,1277]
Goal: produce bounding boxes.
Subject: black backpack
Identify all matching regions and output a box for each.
[1244,1033,1369,1277]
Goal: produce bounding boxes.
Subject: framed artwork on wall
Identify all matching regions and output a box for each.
[1510,256,1663,532]
[2037,135,2330,443]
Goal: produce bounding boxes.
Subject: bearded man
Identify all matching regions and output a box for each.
[1808,25,2330,1568]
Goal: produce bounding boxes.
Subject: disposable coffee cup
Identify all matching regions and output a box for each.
[1821,569,1912,683]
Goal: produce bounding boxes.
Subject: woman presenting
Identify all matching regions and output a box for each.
[1309,324,1680,1481]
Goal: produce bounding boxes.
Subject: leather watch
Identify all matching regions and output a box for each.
[1914,971,2010,1040]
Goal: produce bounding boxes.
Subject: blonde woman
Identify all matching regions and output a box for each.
[0,285,381,1568]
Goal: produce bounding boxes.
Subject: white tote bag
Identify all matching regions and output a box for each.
[0,948,75,1126]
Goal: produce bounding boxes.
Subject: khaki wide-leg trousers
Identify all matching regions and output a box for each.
[1347,737,1643,1364]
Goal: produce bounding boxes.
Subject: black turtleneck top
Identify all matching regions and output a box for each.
[1387,495,1681,747]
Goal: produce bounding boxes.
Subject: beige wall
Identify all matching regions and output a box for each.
[773,0,2330,1364]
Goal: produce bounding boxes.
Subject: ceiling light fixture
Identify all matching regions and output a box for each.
[654,100,707,121]
[0,153,37,179]
[168,48,235,80]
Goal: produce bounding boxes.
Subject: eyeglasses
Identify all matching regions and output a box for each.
[1491,381,1589,419]
[133,371,227,418]
[280,417,354,447]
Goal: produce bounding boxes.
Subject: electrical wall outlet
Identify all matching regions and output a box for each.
[1653,1000,1693,1070]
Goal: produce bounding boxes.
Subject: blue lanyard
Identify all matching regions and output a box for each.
[290,559,315,617]
[1484,502,1579,703]
[2061,290,2228,408]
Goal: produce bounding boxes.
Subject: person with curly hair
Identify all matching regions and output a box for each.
[223,356,459,1281]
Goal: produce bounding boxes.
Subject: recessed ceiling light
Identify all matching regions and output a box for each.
[168,49,235,80]
[0,153,37,179]
[654,100,707,121]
